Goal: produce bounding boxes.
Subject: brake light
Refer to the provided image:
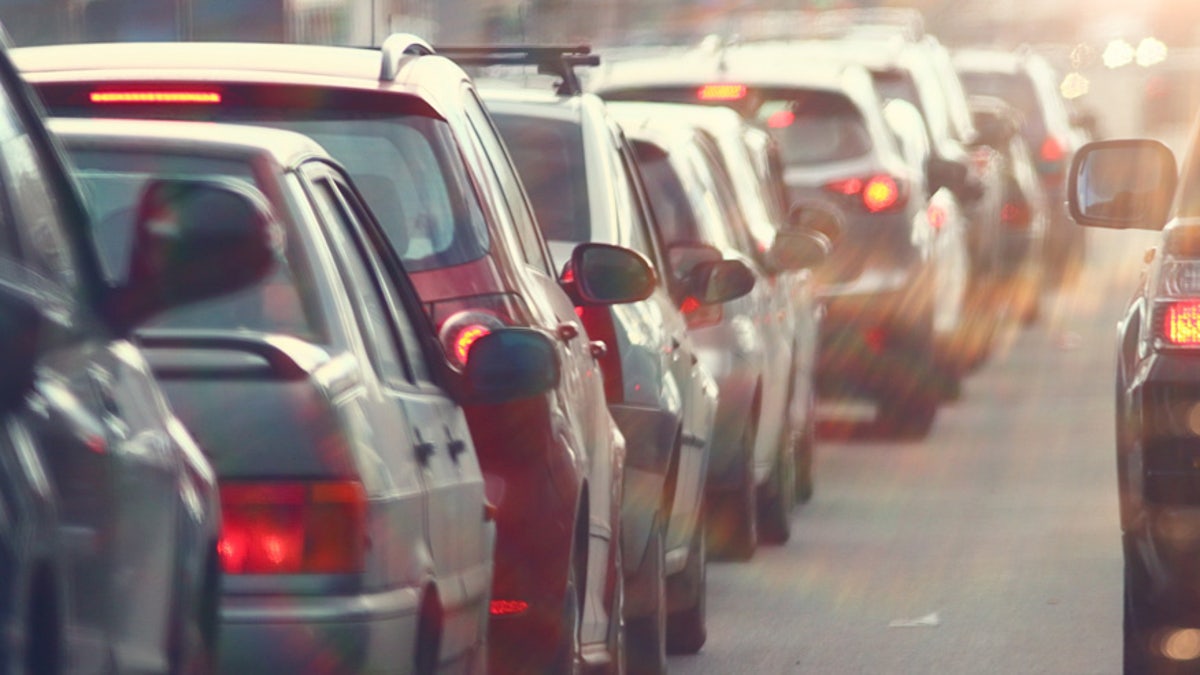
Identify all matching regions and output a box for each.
[680,295,723,328]
[697,84,747,101]
[218,481,367,575]
[1040,136,1066,163]
[89,90,222,104]
[767,110,795,128]
[824,174,905,213]
[491,599,530,616]
[438,310,506,367]
[1163,301,1200,346]
[927,203,947,230]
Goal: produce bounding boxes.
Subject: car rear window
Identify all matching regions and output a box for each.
[37,82,491,273]
[751,90,872,166]
[66,147,325,340]
[957,70,1044,139]
[490,114,591,244]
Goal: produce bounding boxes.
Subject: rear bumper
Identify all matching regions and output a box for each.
[219,585,421,673]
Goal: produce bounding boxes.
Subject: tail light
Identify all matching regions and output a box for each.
[575,304,623,402]
[824,174,906,213]
[430,294,527,368]
[970,146,993,173]
[218,481,367,575]
[680,295,723,329]
[927,203,947,230]
[1001,201,1032,229]
[1153,262,1200,348]
[1039,136,1066,163]
[490,599,530,617]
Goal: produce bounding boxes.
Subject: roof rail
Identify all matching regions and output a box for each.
[435,45,599,96]
[379,33,435,81]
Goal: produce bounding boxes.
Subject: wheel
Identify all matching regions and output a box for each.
[551,545,584,675]
[1124,543,1160,674]
[666,504,707,655]
[624,522,666,675]
[757,426,794,545]
[168,552,217,675]
[706,418,758,560]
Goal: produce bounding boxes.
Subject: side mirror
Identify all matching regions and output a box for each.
[1067,139,1176,230]
[687,259,756,305]
[927,155,972,198]
[571,242,656,305]
[462,328,560,404]
[768,229,832,271]
[0,285,44,413]
[114,178,278,331]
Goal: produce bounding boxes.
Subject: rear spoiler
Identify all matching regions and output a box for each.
[435,45,599,96]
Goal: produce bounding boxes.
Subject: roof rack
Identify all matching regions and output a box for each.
[435,45,599,96]
[378,33,435,81]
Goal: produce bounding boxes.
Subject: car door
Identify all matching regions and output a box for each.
[303,164,490,654]
[0,94,182,671]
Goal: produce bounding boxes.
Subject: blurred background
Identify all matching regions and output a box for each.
[1,0,1197,156]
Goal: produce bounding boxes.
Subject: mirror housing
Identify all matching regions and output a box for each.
[570,242,656,305]
[1067,139,1176,230]
[927,155,972,198]
[111,178,278,332]
[462,328,560,404]
[687,259,756,305]
[0,286,44,413]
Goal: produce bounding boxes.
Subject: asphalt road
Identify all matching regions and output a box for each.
[668,226,1160,675]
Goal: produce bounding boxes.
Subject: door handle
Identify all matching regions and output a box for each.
[556,322,579,342]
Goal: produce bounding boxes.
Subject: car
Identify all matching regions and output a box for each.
[0,30,278,673]
[966,94,1049,324]
[1065,133,1195,672]
[609,100,832,560]
[469,46,740,666]
[954,46,1088,289]
[15,35,655,674]
[592,43,971,436]
[47,115,571,673]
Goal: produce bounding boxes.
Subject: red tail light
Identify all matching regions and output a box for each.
[697,84,747,101]
[431,294,526,368]
[218,481,367,575]
[680,295,723,328]
[766,110,796,128]
[1162,301,1200,346]
[1040,136,1066,163]
[824,174,905,213]
[927,203,947,230]
[90,90,222,104]
[490,599,530,616]
[575,304,622,402]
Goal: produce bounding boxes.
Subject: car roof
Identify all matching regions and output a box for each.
[12,36,469,120]
[952,48,1028,75]
[48,116,329,168]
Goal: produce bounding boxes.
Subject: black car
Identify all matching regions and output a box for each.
[0,30,277,673]
[1067,134,1199,672]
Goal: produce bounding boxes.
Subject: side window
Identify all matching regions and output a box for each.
[614,130,668,274]
[0,92,79,293]
[461,90,554,274]
[307,173,412,384]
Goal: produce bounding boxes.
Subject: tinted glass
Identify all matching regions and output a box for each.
[958,71,1044,139]
[754,91,872,166]
[67,147,324,340]
[492,114,591,244]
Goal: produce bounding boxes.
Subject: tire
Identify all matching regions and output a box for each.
[794,388,816,504]
[757,426,794,545]
[168,552,217,675]
[1123,543,1160,674]
[877,393,938,440]
[707,417,758,560]
[552,549,584,675]
[666,505,707,655]
[624,522,667,675]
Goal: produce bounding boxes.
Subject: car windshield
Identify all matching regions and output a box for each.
[66,147,325,340]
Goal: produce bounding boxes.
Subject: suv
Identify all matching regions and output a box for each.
[468,47,730,668]
[592,43,969,436]
[610,101,831,559]
[15,36,653,673]
[52,116,566,673]
[0,31,275,674]
[1067,133,1197,671]
[954,47,1087,289]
